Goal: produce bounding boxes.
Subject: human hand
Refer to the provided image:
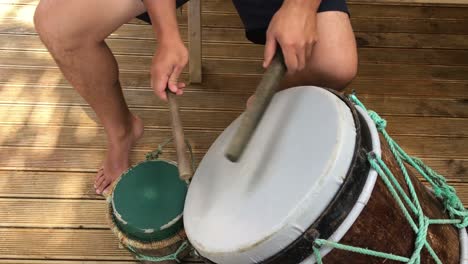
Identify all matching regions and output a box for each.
[263,0,320,73]
[151,37,188,101]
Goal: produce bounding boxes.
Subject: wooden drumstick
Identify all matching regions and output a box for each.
[225,50,286,162]
[167,90,193,181]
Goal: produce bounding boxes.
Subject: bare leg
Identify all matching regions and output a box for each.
[34,0,146,194]
[247,11,358,106]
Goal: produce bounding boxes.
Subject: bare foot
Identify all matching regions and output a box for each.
[94,114,144,195]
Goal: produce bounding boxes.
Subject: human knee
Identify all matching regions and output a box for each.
[34,3,96,54]
[321,58,358,91]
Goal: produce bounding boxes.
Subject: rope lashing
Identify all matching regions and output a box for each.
[311,93,467,263]
[128,241,189,263]
[145,137,197,174]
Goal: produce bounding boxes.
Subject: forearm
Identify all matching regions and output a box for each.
[143,0,181,42]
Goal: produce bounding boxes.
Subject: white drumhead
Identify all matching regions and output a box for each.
[184,87,357,263]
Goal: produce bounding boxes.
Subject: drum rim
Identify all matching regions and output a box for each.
[110,159,187,242]
[306,104,381,261]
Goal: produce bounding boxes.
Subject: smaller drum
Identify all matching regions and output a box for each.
[107,149,190,263]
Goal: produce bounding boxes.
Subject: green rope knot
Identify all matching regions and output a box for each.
[145,138,174,161]
[145,138,197,175]
[145,149,162,161]
[409,216,430,263]
[368,110,387,131]
[408,156,468,228]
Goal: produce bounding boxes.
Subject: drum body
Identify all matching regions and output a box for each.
[108,159,190,263]
[184,86,462,263]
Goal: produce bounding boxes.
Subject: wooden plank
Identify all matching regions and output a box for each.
[0,228,132,259]
[0,120,466,164]
[188,0,202,83]
[358,48,468,66]
[0,199,107,228]
[0,261,139,264]
[352,0,468,6]
[0,260,204,264]
[0,104,240,129]
[349,79,468,98]
[349,2,468,18]
[0,67,258,94]
[379,116,468,137]
[3,9,468,34]
[358,96,468,118]
[0,119,466,156]
[357,63,468,81]
[1,178,467,230]
[0,159,464,201]
[0,161,465,201]
[3,14,468,49]
[3,84,467,119]
[0,32,258,58]
[0,171,100,199]
[0,136,465,173]
[0,85,467,134]
[4,34,468,67]
[351,17,468,34]
[3,50,468,81]
[0,259,203,264]
[422,159,468,182]
[0,124,221,151]
[2,97,468,130]
[0,67,467,98]
[0,85,248,111]
[0,98,466,133]
[392,136,468,158]
[0,146,204,171]
[355,32,468,49]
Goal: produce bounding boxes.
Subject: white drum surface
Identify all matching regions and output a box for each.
[184,87,357,263]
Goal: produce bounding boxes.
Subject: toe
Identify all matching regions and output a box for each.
[102,186,112,198]
[96,178,111,195]
[95,175,106,194]
[94,170,105,188]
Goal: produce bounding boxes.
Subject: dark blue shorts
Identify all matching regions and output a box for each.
[137,0,349,44]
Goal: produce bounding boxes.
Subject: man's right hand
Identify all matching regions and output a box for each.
[142,0,188,101]
[151,37,188,101]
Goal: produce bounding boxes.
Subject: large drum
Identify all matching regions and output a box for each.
[184,86,466,263]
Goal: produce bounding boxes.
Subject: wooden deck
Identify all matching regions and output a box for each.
[0,0,467,262]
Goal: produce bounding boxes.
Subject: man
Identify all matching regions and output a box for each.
[34,0,357,195]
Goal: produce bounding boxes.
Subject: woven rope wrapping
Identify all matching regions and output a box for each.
[311,93,468,263]
[106,202,187,250]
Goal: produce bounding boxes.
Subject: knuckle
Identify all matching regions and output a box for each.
[296,42,306,49]
[282,40,294,47]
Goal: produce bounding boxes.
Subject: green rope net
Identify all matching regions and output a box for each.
[311,94,468,263]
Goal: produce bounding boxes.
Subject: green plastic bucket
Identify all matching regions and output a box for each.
[107,146,191,263]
